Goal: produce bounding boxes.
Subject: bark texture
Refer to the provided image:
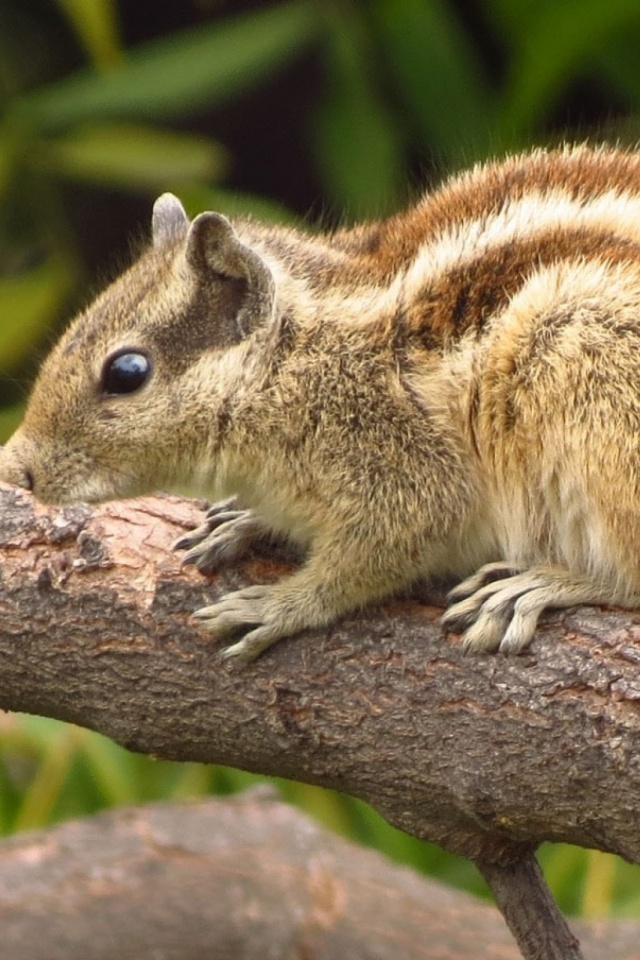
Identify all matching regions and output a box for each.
[0,792,638,960]
[1,483,640,958]
[1,483,639,862]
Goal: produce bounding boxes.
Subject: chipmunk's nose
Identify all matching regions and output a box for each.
[16,466,34,491]
[0,432,36,492]
[0,457,34,492]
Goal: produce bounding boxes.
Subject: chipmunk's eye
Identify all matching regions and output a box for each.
[101,350,151,396]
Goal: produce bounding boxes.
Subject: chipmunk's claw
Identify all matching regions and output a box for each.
[194,585,288,662]
[174,499,263,573]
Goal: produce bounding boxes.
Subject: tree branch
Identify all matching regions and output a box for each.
[1,482,640,958]
[476,857,582,960]
[1,792,639,960]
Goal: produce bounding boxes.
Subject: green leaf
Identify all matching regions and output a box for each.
[0,257,71,375]
[14,1,319,134]
[581,849,618,918]
[43,123,228,192]
[53,0,123,68]
[375,0,494,163]
[0,404,23,443]
[497,0,640,140]
[12,726,76,831]
[312,5,404,217]
[313,84,403,218]
[77,732,140,806]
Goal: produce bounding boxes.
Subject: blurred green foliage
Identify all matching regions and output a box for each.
[1,0,640,920]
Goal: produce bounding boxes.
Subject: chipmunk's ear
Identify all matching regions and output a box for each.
[152,193,190,246]
[185,212,275,336]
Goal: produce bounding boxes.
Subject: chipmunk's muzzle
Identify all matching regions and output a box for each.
[0,430,36,492]
[0,428,69,503]
[0,424,149,505]
[10,465,34,492]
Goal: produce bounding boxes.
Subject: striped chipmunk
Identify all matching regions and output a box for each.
[2,143,640,661]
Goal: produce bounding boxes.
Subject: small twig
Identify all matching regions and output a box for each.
[477,853,583,960]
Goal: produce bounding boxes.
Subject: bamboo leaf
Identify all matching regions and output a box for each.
[53,0,123,68]
[43,123,228,192]
[312,5,404,217]
[375,0,494,163]
[497,0,640,139]
[14,1,318,133]
[0,257,71,375]
[0,404,23,443]
[12,728,76,831]
[313,82,404,217]
[78,732,140,806]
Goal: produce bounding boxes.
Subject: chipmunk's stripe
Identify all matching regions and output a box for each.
[331,144,640,280]
[403,227,640,346]
[402,187,640,304]
[438,145,640,224]
[314,189,640,344]
[260,149,640,342]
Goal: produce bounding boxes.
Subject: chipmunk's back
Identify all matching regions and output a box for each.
[374,145,640,343]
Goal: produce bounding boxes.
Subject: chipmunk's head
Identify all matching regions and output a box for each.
[0,195,276,504]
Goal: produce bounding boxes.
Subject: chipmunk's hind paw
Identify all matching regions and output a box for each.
[443,565,608,654]
[446,561,525,604]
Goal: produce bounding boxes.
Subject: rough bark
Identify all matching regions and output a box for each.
[0,792,638,960]
[1,482,640,958]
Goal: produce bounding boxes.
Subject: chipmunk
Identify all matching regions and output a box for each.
[3,143,640,661]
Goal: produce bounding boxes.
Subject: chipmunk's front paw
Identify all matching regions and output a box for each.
[442,564,552,654]
[193,586,289,663]
[173,498,263,574]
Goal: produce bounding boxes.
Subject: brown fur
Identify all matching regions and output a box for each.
[4,144,640,660]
